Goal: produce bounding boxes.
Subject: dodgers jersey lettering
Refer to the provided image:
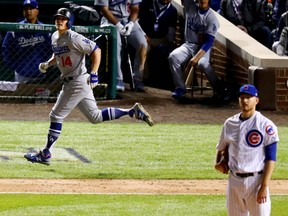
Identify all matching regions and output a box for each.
[51,29,97,78]
[183,0,219,43]
[17,35,46,47]
[217,111,279,173]
[95,0,142,21]
[2,20,51,78]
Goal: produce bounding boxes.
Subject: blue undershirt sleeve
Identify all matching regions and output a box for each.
[265,142,277,161]
[201,34,215,52]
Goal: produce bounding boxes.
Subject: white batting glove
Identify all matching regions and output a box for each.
[88,72,99,89]
[115,22,126,35]
[38,62,49,73]
[122,21,134,36]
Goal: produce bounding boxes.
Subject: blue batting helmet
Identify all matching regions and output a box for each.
[53,8,74,29]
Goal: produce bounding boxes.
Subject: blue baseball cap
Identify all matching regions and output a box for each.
[239,84,258,97]
[23,0,38,9]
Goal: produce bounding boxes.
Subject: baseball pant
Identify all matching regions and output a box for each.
[50,73,102,124]
[227,173,271,216]
[168,42,219,91]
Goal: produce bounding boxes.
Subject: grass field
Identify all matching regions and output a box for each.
[0,121,287,215]
[0,194,287,216]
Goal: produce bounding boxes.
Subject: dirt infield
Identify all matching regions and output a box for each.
[0,87,287,125]
[0,87,288,194]
[1,179,288,195]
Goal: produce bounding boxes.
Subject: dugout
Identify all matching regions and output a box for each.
[0,0,98,24]
[172,0,288,112]
[0,23,118,101]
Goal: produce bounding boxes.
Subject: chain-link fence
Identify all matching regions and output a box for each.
[0,23,117,103]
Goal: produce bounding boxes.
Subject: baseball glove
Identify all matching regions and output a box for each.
[215,145,229,174]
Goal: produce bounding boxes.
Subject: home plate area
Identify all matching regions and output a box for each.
[0,148,91,164]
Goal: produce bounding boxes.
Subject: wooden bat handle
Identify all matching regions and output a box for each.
[185,66,194,87]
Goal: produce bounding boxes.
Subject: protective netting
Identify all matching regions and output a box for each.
[0,23,117,103]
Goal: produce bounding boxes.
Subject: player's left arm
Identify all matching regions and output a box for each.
[257,142,277,204]
[187,34,214,68]
[193,9,219,61]
[88,46,101,89]
[90,47,101,73]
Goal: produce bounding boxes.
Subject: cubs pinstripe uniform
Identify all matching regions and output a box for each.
[216,84,279,216]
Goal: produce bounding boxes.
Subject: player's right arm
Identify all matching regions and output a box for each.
[101,6,120,25]
[46,54,57,67]
[100,6,126,34]
[39,54,56,73]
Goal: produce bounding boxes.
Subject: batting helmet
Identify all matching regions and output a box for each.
[53,8,74,29]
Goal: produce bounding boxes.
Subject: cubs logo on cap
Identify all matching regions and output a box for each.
[239,84,258,97]
[23,0,38,9]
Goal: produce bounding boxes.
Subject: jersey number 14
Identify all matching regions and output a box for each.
[61,56,72,67]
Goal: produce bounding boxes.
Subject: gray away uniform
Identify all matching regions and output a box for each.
[95,0,147,82]
[168,0,220,92]
[50,29,103,123]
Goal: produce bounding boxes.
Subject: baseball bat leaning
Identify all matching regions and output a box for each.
[185,65,194,88]
[123,36,135,90]
[105,35,109,73]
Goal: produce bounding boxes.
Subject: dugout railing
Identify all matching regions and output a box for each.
[0,22,117,103]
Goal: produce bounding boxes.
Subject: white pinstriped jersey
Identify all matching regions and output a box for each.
[95,0,142,21]
[217,111,279,173]
[183,0,219,44]
[51,29,97,78]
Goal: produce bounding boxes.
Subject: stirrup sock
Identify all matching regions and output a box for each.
[45,122,62,149]
[102,108,129,121]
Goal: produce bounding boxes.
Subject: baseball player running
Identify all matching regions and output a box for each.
[215,84,279,216]
[24,8,154,166]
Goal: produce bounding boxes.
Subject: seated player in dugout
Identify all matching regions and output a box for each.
[168,0,229,102]
[138,0,178,90]
[2,0,52,83]
[24,8,154,166]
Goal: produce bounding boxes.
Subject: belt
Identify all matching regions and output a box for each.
[63,77,74,82]
[186,41,199,44]
[235,171,263,178]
